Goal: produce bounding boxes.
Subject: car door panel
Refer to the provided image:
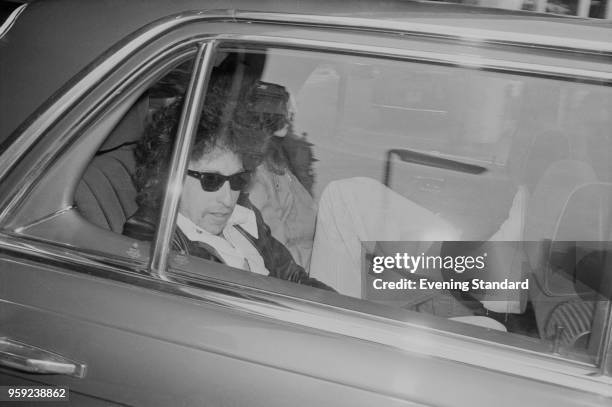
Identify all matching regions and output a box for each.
[2,242,610,407]
[0,249,425,407]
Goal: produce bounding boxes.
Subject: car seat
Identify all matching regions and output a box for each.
[541,182,612,351]
[522,130,571,193]
[524,160,597,272]
[527,173,611,348]
[74,97,148,233]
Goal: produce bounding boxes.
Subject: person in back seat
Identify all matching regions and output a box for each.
[246,81,317,270]
[123,82,331,290]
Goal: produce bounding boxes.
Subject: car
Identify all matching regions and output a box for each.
[0,0,611,405]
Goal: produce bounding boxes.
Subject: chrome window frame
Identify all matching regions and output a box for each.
[150,42,217,280]
[233,11,612,56]
[0,16,610,395]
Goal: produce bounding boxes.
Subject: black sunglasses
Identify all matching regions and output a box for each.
[186,169,251,192]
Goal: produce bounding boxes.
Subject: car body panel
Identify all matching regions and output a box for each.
[2,236,611,406]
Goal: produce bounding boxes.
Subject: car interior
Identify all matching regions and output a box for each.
[42,46,611,363]
[74,96,146,234]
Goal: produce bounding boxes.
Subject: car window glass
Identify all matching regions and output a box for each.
[149,46,611,365]
[6,56,198,266]
[78,58,192,234]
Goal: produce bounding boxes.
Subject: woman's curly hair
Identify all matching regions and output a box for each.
[133,74,270,212]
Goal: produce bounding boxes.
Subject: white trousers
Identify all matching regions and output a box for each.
[309,177,461,297]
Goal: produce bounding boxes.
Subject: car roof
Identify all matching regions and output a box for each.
[1,0,611,145]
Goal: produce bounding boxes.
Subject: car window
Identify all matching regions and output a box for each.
[150,45,612,366]
[76,58,193,235]
[7,52,196,266]
[10,37,609,370]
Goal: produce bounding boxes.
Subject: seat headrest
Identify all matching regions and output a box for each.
[523,130,570,192]
[547,183,612,300]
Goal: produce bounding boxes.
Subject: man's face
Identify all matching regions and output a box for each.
[180,147,243,235]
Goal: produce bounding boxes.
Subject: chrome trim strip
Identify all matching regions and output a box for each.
[0,3,27,40]
[14,205,75,233]
[150,42,217,279]
[1,233,611,397]
[234,11,612,56]
[0,232,149,275]
[214,34,612,82]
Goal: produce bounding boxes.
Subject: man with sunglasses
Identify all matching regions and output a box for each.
[124,83,331,290]
[177,149,267,274]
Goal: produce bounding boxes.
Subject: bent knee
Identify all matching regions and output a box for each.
[319,177,383,203]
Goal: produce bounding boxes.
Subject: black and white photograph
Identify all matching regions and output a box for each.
[0,0,611,405]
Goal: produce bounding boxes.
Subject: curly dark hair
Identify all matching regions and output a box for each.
[133,74,270,212]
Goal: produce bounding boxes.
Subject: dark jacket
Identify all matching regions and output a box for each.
[123,194,333,290]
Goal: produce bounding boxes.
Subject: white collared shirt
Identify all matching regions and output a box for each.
[176,206,269,276]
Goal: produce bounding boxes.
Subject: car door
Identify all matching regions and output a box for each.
[1,14,611,407]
